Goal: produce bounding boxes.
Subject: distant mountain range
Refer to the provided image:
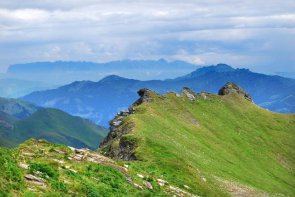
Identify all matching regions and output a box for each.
[22,64,295,127]
[6,59,199,84]
[0,97,108,149]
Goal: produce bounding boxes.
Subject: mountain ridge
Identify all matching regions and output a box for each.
[100,83,295,196]
[6,59,200,84]
[22,64,295,126]
[172,63,235,81]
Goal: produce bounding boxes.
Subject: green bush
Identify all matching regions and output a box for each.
[82,164,133,196]
[50,179,68,192]
[29,162,59,180]
[0,148,24,193]
[24,191,38,197]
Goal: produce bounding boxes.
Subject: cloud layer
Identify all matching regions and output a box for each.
[0,0,295,73]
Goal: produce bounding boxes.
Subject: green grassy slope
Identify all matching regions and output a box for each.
[102,90,295,196]
[0,139,168,196]
[1,108,108,149]
[1,87,294,196]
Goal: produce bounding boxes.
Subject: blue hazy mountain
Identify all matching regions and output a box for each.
[275,72,295,79]
[0,97,108,149]
[0,78,53,98]
[6,59,199,84]
[22,64,295,127]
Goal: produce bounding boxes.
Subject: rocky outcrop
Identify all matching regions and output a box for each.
[132,88,154,106]
[25,174,44,183]
[100,88,155,161]
[218,82,252,102]
[182,87,196,101]
[181,87,212,101]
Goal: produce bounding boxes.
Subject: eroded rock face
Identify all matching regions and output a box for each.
[218,82,252,102]
[100,89,156,161]
[133,88,154,106]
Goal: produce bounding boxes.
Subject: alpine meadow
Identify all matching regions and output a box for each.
[0,1,294,196]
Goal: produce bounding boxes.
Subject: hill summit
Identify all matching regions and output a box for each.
[100,82,295,196]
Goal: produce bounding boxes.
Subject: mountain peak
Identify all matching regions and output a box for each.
[215,63,234,70]
[100,75,127,82]
[175,63,235,80]
[218,82,252,102]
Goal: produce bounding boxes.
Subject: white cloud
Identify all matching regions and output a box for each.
[0,0,295,73]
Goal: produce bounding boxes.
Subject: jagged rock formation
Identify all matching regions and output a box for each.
[101,85,254,161]
[100,88,156,160]
[181,87,212,101]
[218,82,252,102]
[100,87,215,161]
[132,88,154,106]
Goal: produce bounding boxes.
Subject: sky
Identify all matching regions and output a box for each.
[0,0,295,73]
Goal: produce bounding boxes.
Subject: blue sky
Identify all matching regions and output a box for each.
[0,0,295,73]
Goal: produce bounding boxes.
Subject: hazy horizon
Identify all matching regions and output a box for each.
[1,0,295,74]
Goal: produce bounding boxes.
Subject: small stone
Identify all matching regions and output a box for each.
[69,169,77,173]
[68,146,76,151]
[157,179,168,186]
[25,174,44,183]
[72,154,83,161]
[200,92,207,100]
[23,152,34,156]
[75,149,87,155]
[137,174,144,179]
[134,183,143,190]
[86,157,95,162]
[124,164,129,168]
[184,185,190,189]
[126,177,133,184]
[34,171,43,176]
[111,120,122,126]
[144,181,153,190]
[53,159,64,164]
[54,149,67,155]
[19,162,29,169]
[128,107,136,114]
